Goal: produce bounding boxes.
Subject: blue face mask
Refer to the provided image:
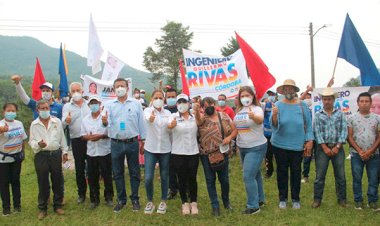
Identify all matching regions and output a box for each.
[218,100,226,106]
[89,104,100,113]
[268,96,276,103]
[4,112,16,121]
[167,98,177,107]
[39,110,50,119]
[140,93,145,98]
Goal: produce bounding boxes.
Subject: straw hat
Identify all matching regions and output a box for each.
[319,87,338,98]
[276,79,300,94]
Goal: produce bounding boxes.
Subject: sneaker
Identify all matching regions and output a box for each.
[242,208,260,215]
[167,191,177,200]
[355,202,363,210]
[259,202,265,207]
[14,207,21,213]
[2,209,11,216]
[77,196,85,204]
[157,201,167,214]
[311,200,321,208]
[279,201,287,209]
[292,202,301,209]
[368,202,380,211]
[182,202,190,215]
[190,202,198,215]
[37,211,47,220]
[90,202,99,210]
[224,203,233,211]
[132,200,140,212]
[212,207,220,216]
[144,202,155,214]
[113,203,125,213]
[301,177,309,183]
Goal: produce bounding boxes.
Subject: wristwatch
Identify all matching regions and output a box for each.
[336,143,341,149]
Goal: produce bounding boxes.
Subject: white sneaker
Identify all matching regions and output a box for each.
[279,201,287,209]
[346,154,351,160]
[292,202,301,209]
[182,202,190,215]
[157,201,167,214]
[190,202,198,215]
[144,202,155,214]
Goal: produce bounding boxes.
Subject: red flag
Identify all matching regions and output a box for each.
[179,59,190,96]
[31,57,46,100]
[235,32,276,100]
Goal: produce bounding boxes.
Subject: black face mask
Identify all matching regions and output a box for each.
[205,106,215,116]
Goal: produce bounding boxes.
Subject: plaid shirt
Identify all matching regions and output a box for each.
[313,109,348,144]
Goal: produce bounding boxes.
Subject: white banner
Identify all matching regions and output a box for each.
[183,49,250,99]
[82,75,132,101]
[101,52,125,81]
[311,86,380,118]
[87,14,104,75]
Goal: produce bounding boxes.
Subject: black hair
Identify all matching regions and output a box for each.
[165,88,177,94]
[357,92,372,103]
[113,78,128,87]
[218,94,227,99]
[201,97,216,107]
[3,103,18,111]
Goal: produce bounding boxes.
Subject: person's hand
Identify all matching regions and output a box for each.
[306,84,313,92]
[169,118,177,129]
[271,103,278,116]
[65,112,72,124]
[139,141,145,155]
[303,141,313,157]
[11,74,22,85]
[330,146,339,156]
[222,137,231,145]
[38,140,47,148]
[193,102,200,113]
[360,150,372,161]
[62,153,68,163]
[248,107,255,120]
[89,134,103,141]
[149,110,156,123]
[102,111,108,125]
[322,146,333,157]
[0,123,9,133]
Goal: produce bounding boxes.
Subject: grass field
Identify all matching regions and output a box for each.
[0,147,378,226]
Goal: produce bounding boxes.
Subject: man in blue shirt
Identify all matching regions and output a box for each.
[263,90,276,178]
[312,87,348,208]
[102,78,146,213]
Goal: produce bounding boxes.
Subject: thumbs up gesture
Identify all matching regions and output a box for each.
[38,139,47,148]
[248,107,255,120]
[102,111,108,125]
[271,103,278,116]
[65,112,72,124]
[169,117,177,129]
[149,110,156,123]
[0,123,9,133]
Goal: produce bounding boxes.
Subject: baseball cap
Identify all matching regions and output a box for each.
[40,82,54,91]
[88,95,101,103]
[140,89,145,93]
[177,93,189,102]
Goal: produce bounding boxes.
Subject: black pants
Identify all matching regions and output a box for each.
[87,154,114,203]
[273,146,303,202]
[34,150,64,211]
[71,138,87,198]
[0,161,22,211]
[169,160,179,194]
[265,137,274,176]
[170,154,199,203]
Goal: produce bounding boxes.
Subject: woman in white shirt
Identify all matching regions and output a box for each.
[0,103,27,216]
[233,86,267,215]
[168,94,199,215]
[142,90,172,214]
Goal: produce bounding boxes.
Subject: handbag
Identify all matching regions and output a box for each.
[0,149,25,162]
[208,113,228,171]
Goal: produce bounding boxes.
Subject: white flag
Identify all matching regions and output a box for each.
[101,52,125,81]
[87,14,103,75]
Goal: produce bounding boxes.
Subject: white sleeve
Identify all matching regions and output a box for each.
[15,83,31,105]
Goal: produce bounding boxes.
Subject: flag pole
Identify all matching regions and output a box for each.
[327,57,338,87]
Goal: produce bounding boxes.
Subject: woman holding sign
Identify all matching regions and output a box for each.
[233,86,267,215]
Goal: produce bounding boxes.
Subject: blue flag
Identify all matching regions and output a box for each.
[337,14,380,86]
[59,43,69,97]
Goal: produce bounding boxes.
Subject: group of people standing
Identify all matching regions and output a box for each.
[0,75,379,221]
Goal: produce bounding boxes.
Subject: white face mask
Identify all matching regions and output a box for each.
[134,93,140,98]
[152,99,164,108]
[177,103,189,113]
[115,87,127,97]
[42,92,52,101]
[71,92,82,101]
[241,97,253,107]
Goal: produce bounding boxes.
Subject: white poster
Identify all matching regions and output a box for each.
[182,49,250,99]
[82,75,132,101]
[101,52,125,81]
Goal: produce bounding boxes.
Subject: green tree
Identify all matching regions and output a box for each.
[220,37,239,57]
[343,76,361,87]
[143,21,193,90]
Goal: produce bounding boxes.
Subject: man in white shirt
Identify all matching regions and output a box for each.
[81,95,113,209]
[29,99,68,220]
[62,82,90,204]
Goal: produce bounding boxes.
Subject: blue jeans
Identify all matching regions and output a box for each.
[144,151,170,201]
[239,143,267,209]
[351,153,380,203]
[200,155,230,209]
[314,145,346,202]
[111,140,141,204]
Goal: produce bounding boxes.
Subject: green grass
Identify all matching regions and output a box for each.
[0,148,378,226]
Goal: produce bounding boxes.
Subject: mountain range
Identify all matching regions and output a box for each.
[0,35,155,91]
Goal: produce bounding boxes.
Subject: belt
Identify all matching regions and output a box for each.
[111,136,138,143]
[326,143,336,148]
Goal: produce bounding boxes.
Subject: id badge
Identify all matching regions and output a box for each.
[120,122,126,131]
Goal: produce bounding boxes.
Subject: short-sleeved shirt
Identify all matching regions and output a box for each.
[0,119,28,163]
[234,106,267,148]
[347,112,380,154]
[169,112,199,155]
[216,106,235,120]
[81,114,110,157]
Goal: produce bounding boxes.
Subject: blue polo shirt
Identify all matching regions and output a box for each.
[27,98,63,120]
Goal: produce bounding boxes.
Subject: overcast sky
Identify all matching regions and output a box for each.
[0,0,379,91]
